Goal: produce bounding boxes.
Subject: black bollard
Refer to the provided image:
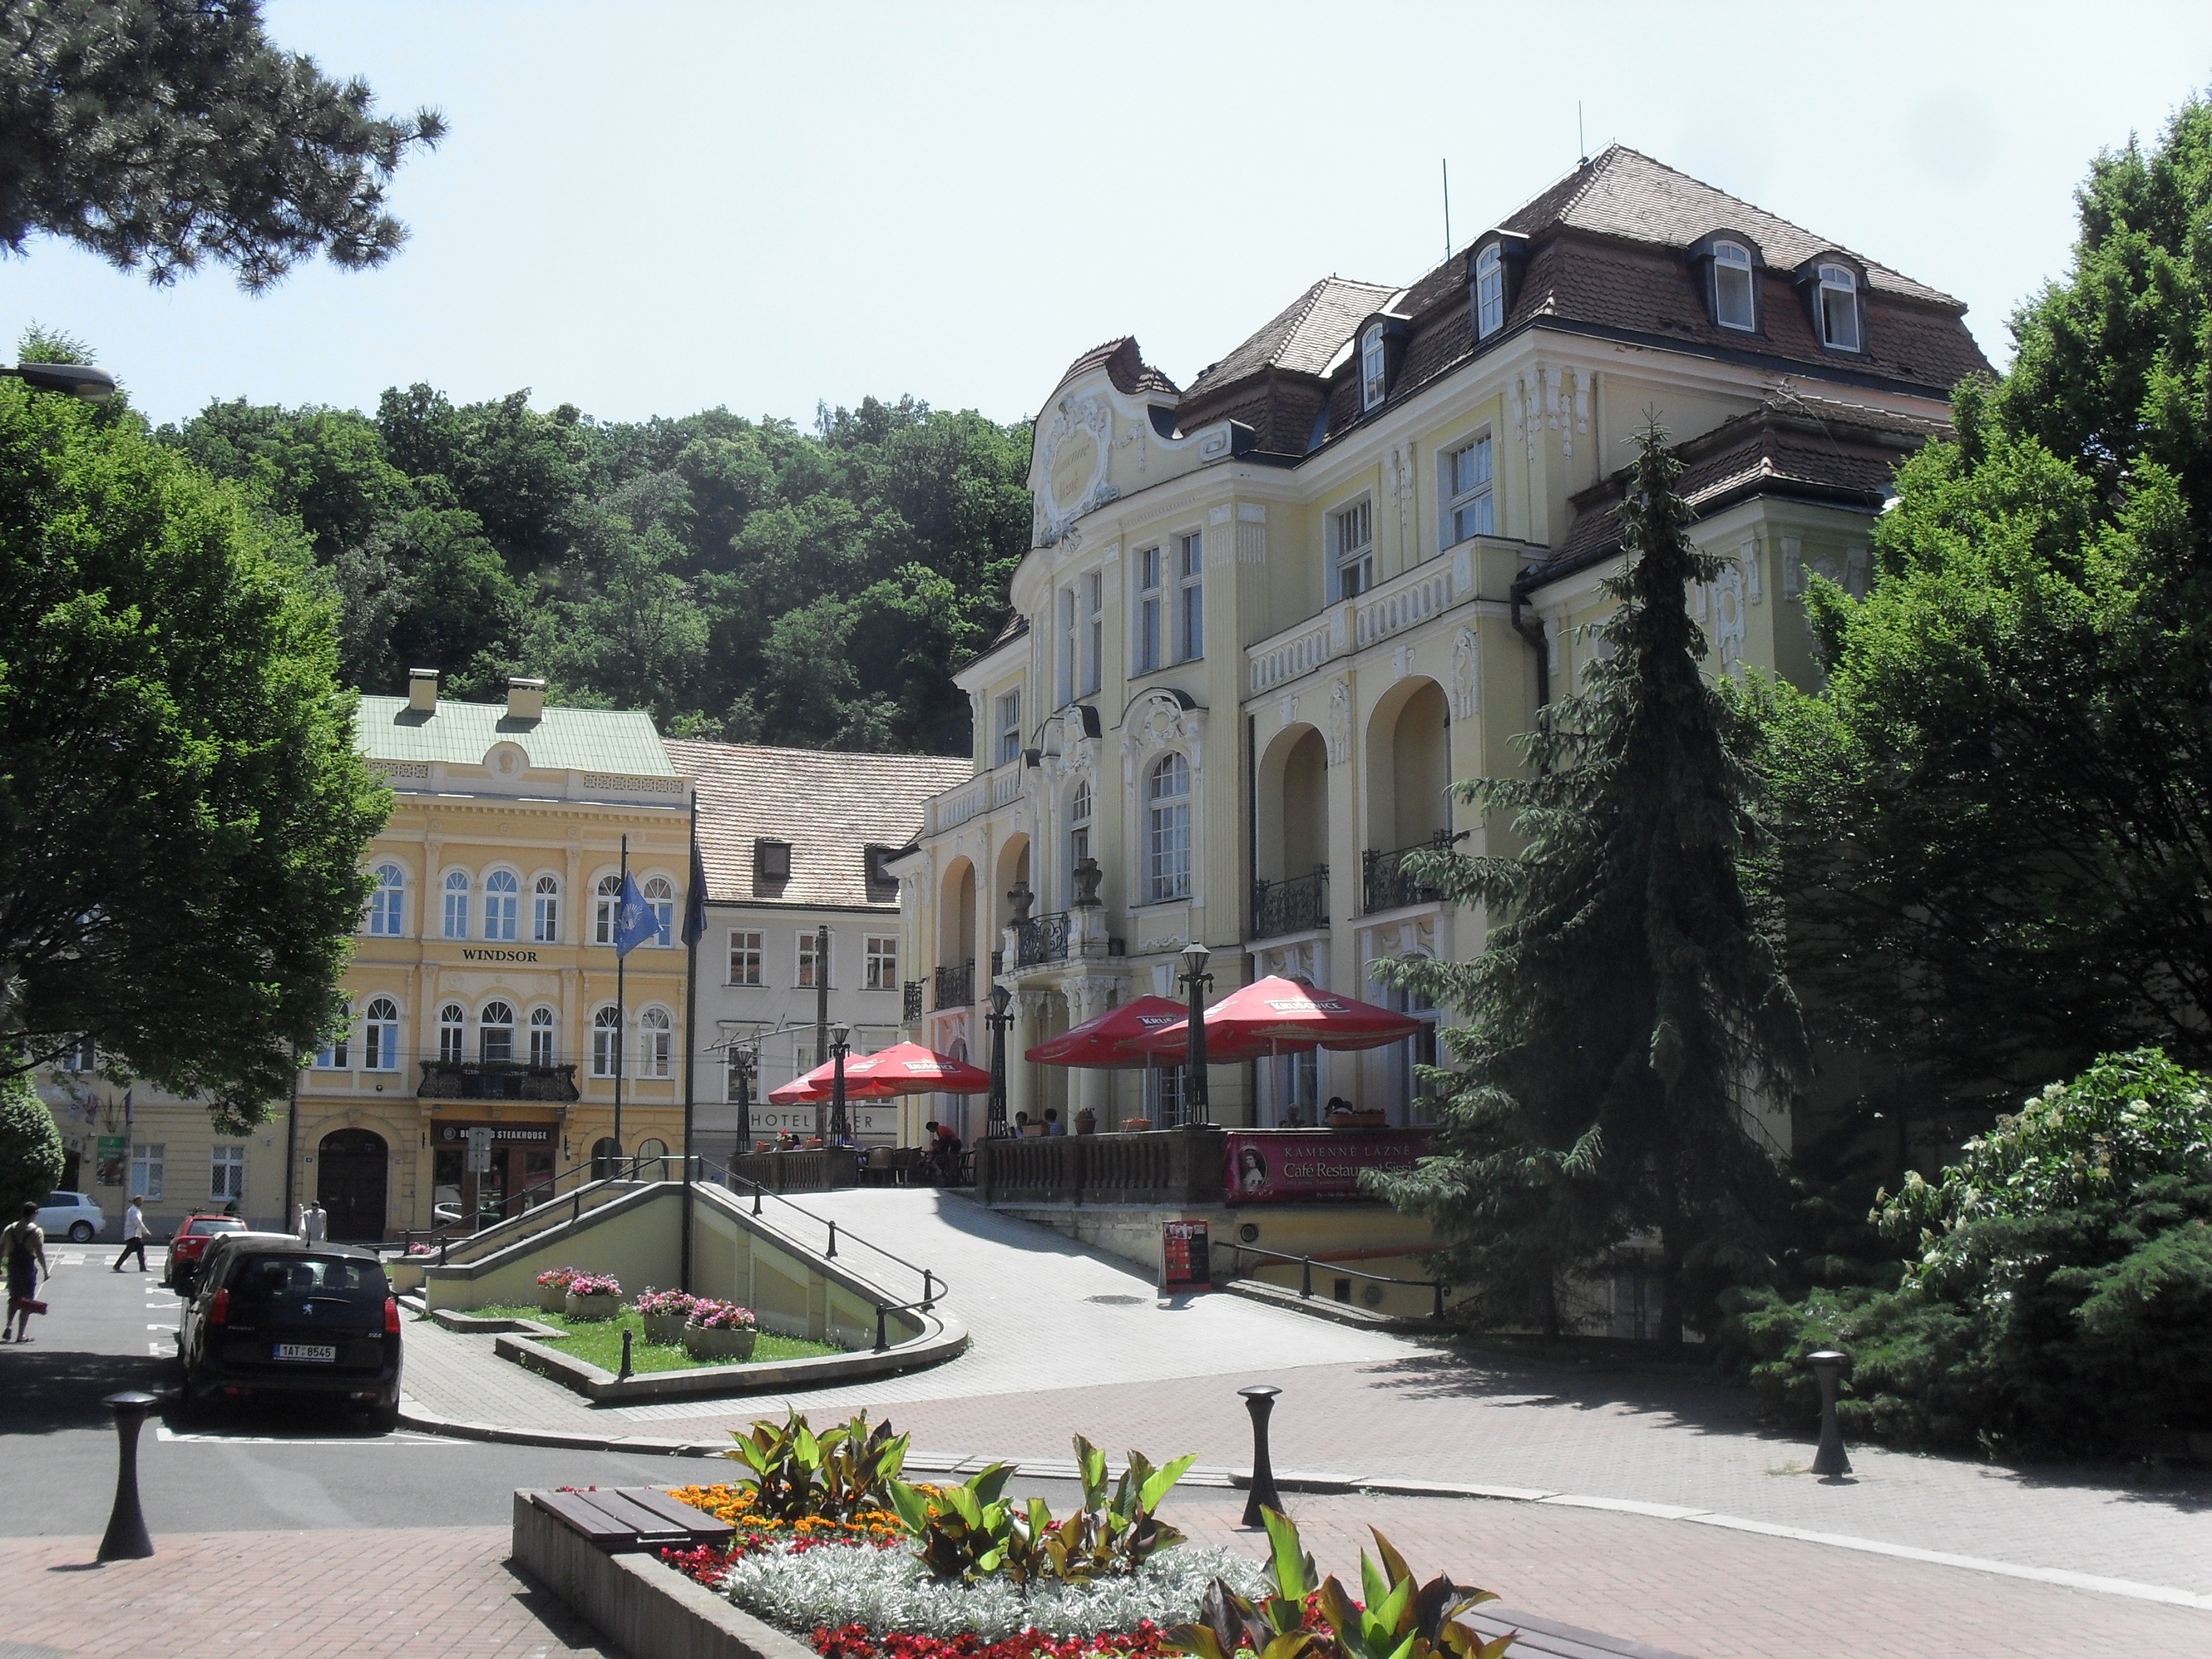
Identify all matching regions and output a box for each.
[826,1220,838,1258]
[874,1306,890,1354]
[1807,1349,1852,1479]
[1238,1384,1284,1528]
[619,1327,635,1381]
[97,1391,158,1562]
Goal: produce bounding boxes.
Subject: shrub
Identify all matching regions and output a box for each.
[1722,1049,2212,1454]
[0,1072,64,1219]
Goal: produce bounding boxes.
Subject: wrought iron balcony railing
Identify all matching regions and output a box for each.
[1361,832,1463,916]
[1014,910,1072,967]
[416,1059,581,1102]
[1251,867,1329,940]
[933,959,975,1011]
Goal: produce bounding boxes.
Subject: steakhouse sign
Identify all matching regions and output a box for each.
[1221,1128,1429,1205]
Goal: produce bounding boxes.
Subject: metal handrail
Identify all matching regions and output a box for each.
[688,1152,946,1310]
[395,1151,664,1257]
[1217,1239,1449,1320]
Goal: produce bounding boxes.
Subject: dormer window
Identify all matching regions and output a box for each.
[863,844,897,901]
[1360,324,1387,411]
[755,838,791,884]
[1474,244,1505,337]
[1712,241,1754,331]
[1816,263,1861,351]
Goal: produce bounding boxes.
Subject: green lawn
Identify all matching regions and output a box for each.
[471,1305,840,1374]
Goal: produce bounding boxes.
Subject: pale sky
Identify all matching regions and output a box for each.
[11,2,2211,429]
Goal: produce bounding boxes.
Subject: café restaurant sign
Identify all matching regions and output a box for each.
[1221,1128,1430,1205]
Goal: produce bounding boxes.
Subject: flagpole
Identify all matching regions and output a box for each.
[615,832,628,1175]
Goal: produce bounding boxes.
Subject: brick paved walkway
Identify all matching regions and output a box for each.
[0,1528,612,1658]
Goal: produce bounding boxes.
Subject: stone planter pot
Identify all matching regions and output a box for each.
[1075,1109,1096,1136]
[641,1309,688,1344]
[539,1282,572,1313]
[683,1322,758,1362]
[565,1290,619,1322]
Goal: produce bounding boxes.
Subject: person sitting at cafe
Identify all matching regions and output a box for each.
[1043,1108,1065,1137]
[1325,1096,1354,1118]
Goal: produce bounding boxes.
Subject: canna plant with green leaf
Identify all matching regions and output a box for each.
[888,1462,1024,1582]
[724,1410,910,1522]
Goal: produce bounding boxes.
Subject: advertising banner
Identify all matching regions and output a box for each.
[1161,1219,1210,1290]
[95,1135,128,1188]
[1222,1128,1430,1205]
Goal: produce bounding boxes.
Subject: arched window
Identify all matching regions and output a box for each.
[591,1006,621,1078]
[1474,244,1504,338]
[366,863,405,936]
[364,997,400,1071]
[527,1006,555,1067]
[590,1135,619,1181]
[484,870,519,941]
[442,870,471,940]
[532,875,559,944]
[1816,262,1860,351]
[639,1007,673,1078]
[479,1000,516,1064]
[635,1136,668,1180]
[1712,241,1754,331]
[594,874,621,945]
[1146,753,1192,903]
[643,876,675,946]
[438,1002,467,1065]
[1360,322,1387,411]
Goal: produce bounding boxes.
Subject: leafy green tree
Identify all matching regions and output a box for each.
[1766,95,2212,1137]
[1724,1049,2212,1455]
[1375,425,1808,1340]
[0,0,443,289]
[0,1071,65,1219]
[0,379,389,1128]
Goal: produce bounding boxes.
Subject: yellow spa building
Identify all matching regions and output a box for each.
[292,671,693,1240]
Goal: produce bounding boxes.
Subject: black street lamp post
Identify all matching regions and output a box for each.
[986,983,1013,1138]
[1179,941,1212,1125]
[829,1020,852,1143]
[3,362,115,401]
[730,1040,758,1158]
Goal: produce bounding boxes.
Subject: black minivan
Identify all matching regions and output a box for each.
[179,1235,402,1428]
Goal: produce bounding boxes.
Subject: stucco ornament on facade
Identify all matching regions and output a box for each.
[1450,627,1479,720]
[1035,394,1118,547]
[1326,679,1351,767]
[1119,689,1206,785]
[1712,561,1747,675]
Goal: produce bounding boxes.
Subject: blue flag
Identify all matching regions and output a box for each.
[613,872,659,957]
[681,840,709,947]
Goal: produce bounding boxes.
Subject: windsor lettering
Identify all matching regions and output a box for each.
[460,948,539,962]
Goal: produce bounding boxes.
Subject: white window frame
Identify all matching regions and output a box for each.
[64,1036,95,1073]
[313,1013,350,1071]
[642,875,675,946]
[210,1144,245,1203]
[438,1002,467,1065]
[1713,241,1755,331]
[593,874,621,944]
[590,1006,621,1078]
[1330,497,1374,601]
[995,689,1022,767]
[1081,570,1103,697]
[129,1142,165,1202]
[483,869,520,941]
[1360,323,1387,410]
[367,863,405,936]
[1474,245,1504,338]
[1067,779,1092,894]
[363,997,400,1071]
[729,928,762,986]
[1441,434,1495,550]
[797,931,827,990]
[1817,263,1861,352]
[527,1006,555,1067]
[532,875,559,944]
[1176,533,1204,663]
[1145,752,1192,903]
[1134,547,1164,675]
[442,870,471,940]
[865,935,898,991]
[638,1007,673,1079]
[478,999,516,1064]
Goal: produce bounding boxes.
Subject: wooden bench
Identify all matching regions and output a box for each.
[527,1486,738,1553]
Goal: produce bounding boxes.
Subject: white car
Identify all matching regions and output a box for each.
[35,1191,106,1242]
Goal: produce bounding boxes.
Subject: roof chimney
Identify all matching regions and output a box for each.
[407,668,438,713]
[505,676,545,722]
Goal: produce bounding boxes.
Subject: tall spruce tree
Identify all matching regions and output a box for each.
[1375,424,1808,1340]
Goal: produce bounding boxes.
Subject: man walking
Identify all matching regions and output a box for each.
[299,1199,328,1246]
[3,1201,49,1342]
[112,1195,151,1272]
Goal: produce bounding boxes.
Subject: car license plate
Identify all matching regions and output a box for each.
[274,1343,337,1363]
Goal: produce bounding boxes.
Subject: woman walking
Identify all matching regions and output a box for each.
[3,1201,49,1342]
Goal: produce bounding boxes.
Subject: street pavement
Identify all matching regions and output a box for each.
[6,1201,2212,1658]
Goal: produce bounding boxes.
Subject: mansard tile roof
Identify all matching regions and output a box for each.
[1183,276,1397,401]
[1049,337,1179,400]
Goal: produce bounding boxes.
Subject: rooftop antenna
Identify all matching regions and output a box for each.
[1441,158,1452,261]
[1578,101,1588,167]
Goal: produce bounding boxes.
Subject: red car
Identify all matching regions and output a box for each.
[165,1214,248,1293]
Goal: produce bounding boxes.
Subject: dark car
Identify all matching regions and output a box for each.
[163,1212,248,1294]
[178,1235,402,1429]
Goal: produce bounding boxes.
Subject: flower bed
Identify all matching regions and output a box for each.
[471,1305,836,1374]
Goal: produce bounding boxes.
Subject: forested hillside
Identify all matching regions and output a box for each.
[160,388,1031,753]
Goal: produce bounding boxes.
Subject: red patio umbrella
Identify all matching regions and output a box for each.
[1131,975,1421,1067]
[1025,995,1190,1069]
[768,1040,992,1104]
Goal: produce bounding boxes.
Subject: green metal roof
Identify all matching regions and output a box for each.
[355,695,676,776]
